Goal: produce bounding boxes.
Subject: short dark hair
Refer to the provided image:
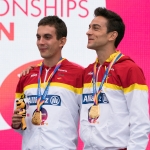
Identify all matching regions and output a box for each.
[38,16,67,40]
[94,7,125,48]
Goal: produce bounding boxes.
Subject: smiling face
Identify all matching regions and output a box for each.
[36,25,66,60]
[86,16,113,51]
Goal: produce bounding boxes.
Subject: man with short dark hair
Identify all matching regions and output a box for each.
[11,16,83,150]
[80,7,150,150]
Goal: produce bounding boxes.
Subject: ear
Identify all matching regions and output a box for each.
[59,37,67,48]
[108,31,118,41]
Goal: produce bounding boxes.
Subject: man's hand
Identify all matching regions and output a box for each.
[20,66,35,77]
[11,109,22,129]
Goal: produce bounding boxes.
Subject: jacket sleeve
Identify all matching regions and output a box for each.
[124,66,150,150]
[76,68,84,114]
[12,77,25,135]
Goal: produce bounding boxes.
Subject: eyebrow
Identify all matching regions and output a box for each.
[36,33,52,37]
[89,24,101,29]
[91,24,101,28]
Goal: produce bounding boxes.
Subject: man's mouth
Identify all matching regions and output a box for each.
[88,39,94,42]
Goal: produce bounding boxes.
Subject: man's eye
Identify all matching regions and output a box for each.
[45,35,51,39]
[94,27,99,30]
[37,36,40,40]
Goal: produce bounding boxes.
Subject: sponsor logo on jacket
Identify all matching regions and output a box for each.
[27,95,61,106]
[82,93,109,104]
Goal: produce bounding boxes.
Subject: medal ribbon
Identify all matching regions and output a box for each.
[93,52,122,105]
[36,58,65,111]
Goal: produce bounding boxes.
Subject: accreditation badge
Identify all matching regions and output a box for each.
[88,105,100,123]
[32,111,42,125]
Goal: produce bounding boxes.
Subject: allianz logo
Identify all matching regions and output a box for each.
[49,96,61,105]
[27,95,61,106]
[82,93,109,104]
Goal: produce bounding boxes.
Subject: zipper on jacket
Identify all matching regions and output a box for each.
[96,65,102,84]
[44,68,50,87]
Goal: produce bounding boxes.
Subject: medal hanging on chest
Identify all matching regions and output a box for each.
[88,52,122,123]
[88,91,101,123]
[89,105,100,119]
[32,58,64,125]
[32,110,42,125]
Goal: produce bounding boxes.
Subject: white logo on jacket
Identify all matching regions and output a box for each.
[58,69,67,72]
[88,72,93,75]
[30,74,37,77]
[50,96,61,105]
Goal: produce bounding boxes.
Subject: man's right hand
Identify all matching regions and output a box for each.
[11,109,22,129]
[20,66,35,77]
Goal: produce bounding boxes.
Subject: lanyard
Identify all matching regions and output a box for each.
[93,52,122,105]
[36,58,65,111]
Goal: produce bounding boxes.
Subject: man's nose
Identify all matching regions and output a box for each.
[86,28,92,35]
[38,37,45,44]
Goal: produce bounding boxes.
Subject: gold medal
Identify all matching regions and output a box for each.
[89,105,100,119]
[32,111,41,125]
